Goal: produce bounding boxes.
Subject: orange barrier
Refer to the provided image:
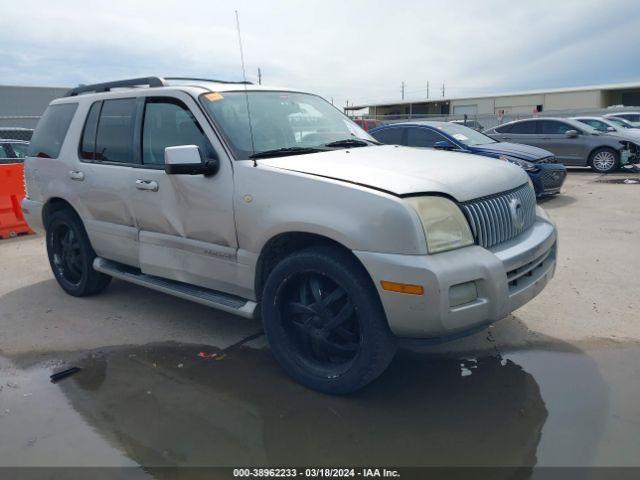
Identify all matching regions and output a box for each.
[0,162,34,239]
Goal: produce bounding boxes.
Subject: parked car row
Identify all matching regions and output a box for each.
[369,121,567,197]
[483,117,639,173]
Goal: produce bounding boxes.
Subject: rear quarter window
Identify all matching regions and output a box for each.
[27,103,78,158]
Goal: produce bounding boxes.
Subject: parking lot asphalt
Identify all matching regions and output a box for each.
[1,168,639,469]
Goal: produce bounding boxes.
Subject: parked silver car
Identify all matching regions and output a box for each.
[604,112,640,127]
[484,117,634,173]
[573,116,640,147]
[22,77,557,394]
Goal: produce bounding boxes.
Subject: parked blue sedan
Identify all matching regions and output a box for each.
[369,121,567,197]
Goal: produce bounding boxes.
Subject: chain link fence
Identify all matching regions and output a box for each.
[348,106,640,131]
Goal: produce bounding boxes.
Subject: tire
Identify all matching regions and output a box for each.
[589,147,619,173]
[46,209,111,297]
[261,246,397,394]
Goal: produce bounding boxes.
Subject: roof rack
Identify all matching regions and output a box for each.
[64,76,253,97]
[164,77,253,85]
[65,77,167,97]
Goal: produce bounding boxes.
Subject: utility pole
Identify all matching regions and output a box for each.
[257,68,262,85]
[401,81,405,100]
[442,83,445,98]
[427,81,429,99]
[331,96,334,105]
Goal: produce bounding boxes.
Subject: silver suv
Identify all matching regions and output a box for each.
[22,77,557,394]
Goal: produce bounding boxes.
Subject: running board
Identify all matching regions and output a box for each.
[93,258,257,319]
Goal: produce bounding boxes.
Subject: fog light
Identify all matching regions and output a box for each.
[449,281,478,307]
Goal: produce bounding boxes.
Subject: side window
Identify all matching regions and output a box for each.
[10,143,28,158]
[510,121,537,134]
[27,103,78,158]
[0,145,8,158]
[494,124,513,133]
[540,120,575,135]
[370,127,405,145]
[619,114,640,122]
[80,101,102,160]
[406,127,446,148]
[142,99,215,165]
[94,98,136,163]
[581,119,607,132]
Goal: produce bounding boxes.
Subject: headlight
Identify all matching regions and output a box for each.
[406,196,474,254]
[498,155,538,172]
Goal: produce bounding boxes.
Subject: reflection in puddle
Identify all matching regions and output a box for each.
[1,342,636,471]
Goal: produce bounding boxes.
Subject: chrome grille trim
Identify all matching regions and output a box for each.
[460,183,536,249]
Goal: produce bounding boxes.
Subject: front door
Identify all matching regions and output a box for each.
[538,120,586,165]
[129,93,243,297]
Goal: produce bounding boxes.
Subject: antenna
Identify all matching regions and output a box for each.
[235,10,257,166]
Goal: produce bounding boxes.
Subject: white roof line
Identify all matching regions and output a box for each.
[349,81,640,110]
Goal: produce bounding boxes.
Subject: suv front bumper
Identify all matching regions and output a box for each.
[355,212,557,339]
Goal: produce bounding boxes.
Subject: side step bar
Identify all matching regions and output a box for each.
[93,258,257,319]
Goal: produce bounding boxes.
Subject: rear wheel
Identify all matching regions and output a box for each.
[46,209,111,296]
[261,246,397,394]
[589,147,619,173]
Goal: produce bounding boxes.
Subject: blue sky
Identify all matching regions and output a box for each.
[1,0,639,108]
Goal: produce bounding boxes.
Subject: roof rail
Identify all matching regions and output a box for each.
[164,77,253,85]
[64,77,167,97]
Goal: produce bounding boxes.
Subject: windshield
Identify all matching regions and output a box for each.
[607,117,632,128]
[433,123,496,146]
[200,91,374,159]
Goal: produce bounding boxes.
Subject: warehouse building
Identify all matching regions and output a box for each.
[0,85,69,129]
[347,81,640,118]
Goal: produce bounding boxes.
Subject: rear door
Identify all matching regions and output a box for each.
[129,93,241,296]
[538,120,585,165]
[504,120,540,148]
[76,98,140,266]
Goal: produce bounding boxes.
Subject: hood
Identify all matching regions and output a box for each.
[472,142,553,162]
[603,130,640,144]
[259,145,528,202]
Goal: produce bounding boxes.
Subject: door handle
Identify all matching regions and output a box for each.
[135,179,159,192]
[69,170,85,181]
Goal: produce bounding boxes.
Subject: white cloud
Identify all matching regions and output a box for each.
[0,0,638,107]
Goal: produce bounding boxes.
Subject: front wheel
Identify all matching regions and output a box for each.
[589,147,619,173]
[46,209,111,297]
[261,246,397,394]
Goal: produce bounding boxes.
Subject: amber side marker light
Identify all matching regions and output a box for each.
[380,281,424,295]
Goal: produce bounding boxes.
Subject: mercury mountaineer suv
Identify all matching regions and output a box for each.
[22,77,557,394]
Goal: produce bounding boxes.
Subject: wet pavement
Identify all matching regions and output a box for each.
[1,339,639,472]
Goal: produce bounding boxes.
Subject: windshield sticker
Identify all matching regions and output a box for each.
[452,133,469,141]
[204,92,224,102]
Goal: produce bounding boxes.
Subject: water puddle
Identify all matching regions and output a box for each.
[1,342,639,471]
[595,178,640,184]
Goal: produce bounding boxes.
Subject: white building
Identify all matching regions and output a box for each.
[347,82,640,118]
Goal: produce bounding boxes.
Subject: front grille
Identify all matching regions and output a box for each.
[541,170,566,189]
[460,183,536,249]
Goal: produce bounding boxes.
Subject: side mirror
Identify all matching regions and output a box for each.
[164,145,219,176]
[565,130,579,138]
[606,126,616,132]
[434,140,454,150]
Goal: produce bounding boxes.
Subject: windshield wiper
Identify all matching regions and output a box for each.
[324,138,378,148]
[249,147,328,159]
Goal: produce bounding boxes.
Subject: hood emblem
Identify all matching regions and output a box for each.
[509,198,525,230]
